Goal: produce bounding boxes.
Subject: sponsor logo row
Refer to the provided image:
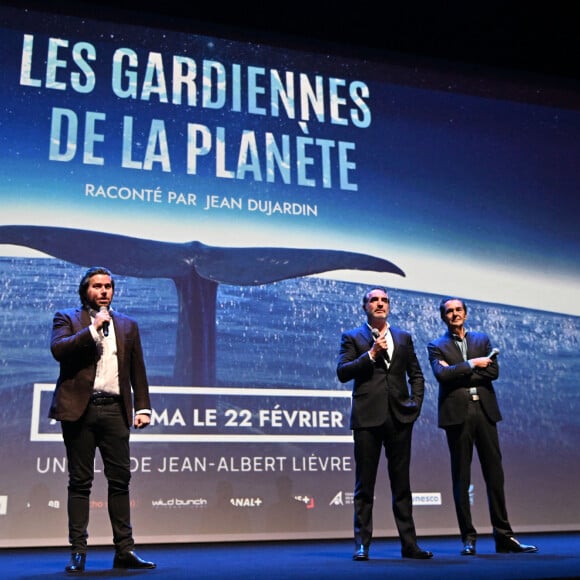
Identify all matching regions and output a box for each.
[0,490,442,516]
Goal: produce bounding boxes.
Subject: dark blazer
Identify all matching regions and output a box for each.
[427,330,502,428]
[49,307,151,427]
[337,324,425,429]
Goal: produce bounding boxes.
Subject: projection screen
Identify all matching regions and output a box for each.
[0,4,579,547]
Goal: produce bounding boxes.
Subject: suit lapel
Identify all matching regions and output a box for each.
[360,324,374,347]
[76,308,90,329]
[113,316,125,369]
[445,333,464,362]
[389,327,398,360]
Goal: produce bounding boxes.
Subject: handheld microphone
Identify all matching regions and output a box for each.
[488,347,499,358]
[100,306,109,337]
[371,328,390,363]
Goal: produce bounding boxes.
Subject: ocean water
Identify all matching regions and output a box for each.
[1,256,578,443]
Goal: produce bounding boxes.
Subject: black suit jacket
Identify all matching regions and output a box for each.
[49,307,152,427]
[427,330,502,428]
[337,324,425,429]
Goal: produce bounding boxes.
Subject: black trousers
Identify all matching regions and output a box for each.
[353,413,417,549]
[444,399,513,543]
[61,400,134,553]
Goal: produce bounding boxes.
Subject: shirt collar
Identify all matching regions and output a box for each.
[88,306,114,318]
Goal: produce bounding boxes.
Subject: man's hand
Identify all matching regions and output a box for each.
[370,334,388,359]
[134,413,151,429]
[470,356,494,368]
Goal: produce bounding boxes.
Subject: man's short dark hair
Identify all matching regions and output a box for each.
[439,296,467,320]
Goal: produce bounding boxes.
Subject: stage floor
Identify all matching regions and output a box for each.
[1,533,578,579]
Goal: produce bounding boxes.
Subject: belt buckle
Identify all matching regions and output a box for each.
[468,387,479,401]
[91,393,118,405]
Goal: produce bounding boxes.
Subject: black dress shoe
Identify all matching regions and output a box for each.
[353,545,369,561]
[401,545,434,559]
[113,550,156,569]
[495,535,538,554]
[65,552,86,573]
[461,540,476,556]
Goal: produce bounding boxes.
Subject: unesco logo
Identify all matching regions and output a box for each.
[412,492,442,506]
